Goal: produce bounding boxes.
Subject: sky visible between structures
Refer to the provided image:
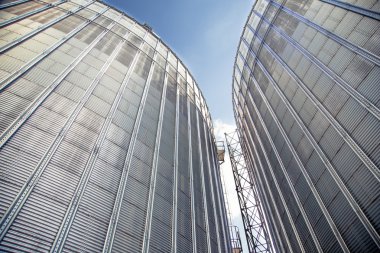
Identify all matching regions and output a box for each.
[104,0,252,125]
[104,0,253,251]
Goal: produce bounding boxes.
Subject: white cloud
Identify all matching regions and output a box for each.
[213,119,236,140]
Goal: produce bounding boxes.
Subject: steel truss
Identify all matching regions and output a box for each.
[225,130,272,253]
[220,154,243,253]
[230,225,243,253]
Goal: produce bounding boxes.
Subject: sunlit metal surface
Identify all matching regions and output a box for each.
[232,0,380,252]
[0,1,231,252]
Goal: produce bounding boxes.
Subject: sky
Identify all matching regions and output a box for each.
[104,0,253,251]
[105,0,252,125]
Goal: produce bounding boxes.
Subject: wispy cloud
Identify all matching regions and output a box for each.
[213,119,236,140]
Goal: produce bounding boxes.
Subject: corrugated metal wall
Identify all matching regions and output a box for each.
[0,0,231,252]
[233,0,380,252]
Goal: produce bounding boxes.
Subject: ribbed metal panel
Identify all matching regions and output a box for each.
[234,0,380,252]
[0,0,230,252]
[147,68,176,253]
[189,102,208,253]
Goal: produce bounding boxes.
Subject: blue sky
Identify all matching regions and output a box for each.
[104,0,253,251]
[105,0,252,125]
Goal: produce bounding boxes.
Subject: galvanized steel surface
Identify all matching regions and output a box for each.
[233,0,380,252]
[0,0,231,252]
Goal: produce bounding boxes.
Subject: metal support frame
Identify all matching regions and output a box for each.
[230,226,243,253]
[211,136,230,253]
[220,155,242,253]
[225,130,271,253]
